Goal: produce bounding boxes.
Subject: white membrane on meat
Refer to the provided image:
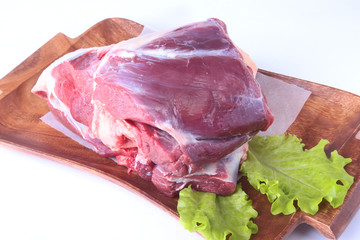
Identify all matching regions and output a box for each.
[41,73,311,152]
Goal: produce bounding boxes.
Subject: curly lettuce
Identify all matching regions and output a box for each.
[241,134,353,215]
[177,184,258,240]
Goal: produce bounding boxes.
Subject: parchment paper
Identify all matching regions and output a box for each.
[256,72,311,136]
[41,113,96,151]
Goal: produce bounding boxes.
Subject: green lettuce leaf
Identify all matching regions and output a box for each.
[177,184,258,240]
[241,134,354,215]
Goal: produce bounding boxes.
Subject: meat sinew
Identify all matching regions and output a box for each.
[32,18,274,197]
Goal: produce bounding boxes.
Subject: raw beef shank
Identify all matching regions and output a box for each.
[32,18,273,197]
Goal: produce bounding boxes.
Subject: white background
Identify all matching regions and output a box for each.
[0,1,359,240]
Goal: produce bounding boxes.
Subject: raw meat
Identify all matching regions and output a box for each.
[32,18,273,197]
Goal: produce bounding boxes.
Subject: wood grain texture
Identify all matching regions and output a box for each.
[0,18,359,240]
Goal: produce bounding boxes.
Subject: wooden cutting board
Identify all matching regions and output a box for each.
[0,18,359,240]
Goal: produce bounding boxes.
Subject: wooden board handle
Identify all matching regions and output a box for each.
[0,18,143,101]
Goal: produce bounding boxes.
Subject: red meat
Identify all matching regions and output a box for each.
[32,18,273,196]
